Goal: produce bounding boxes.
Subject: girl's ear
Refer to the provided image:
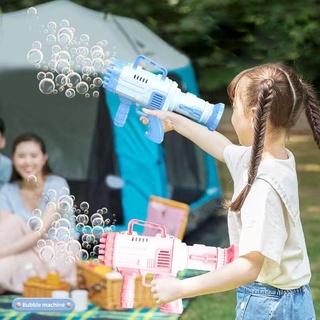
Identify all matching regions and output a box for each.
[250,107,257,128]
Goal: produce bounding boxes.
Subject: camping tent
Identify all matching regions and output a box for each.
[0,0,223,232]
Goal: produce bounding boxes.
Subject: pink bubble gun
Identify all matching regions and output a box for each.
[99,219,238,314]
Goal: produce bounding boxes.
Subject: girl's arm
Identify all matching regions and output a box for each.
[142,109,232,162]
[0,204,57,258]
[151,252,264,304]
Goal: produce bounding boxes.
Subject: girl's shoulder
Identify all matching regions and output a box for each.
[45,174,69,189]
[0,181,19,192]
[224,144,251,162]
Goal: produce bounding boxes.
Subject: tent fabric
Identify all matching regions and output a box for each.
[0,0,222,232]
[0,0,189,70]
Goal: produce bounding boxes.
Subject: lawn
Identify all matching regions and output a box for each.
[181,133,320,320]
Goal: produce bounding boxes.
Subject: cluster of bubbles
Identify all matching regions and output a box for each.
[26,8,115,99]
[27,186,117,268]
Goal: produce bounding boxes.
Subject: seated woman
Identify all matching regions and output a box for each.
[0,133,77,293]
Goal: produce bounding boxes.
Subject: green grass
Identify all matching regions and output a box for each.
[181,133,320,319]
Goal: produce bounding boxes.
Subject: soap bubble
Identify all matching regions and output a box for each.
[82,66,94,75]
[27,174,38,183]
[56,218,71,230]
[58,27,73,40]
[76,214,89,225]
[46,34,56,45]
[93,245,100,256]
[56,227,70,241]
[80,34,90,42]
[37,239,46,248]
[57,50,71,62]
[91,213,103,223]
[85,93,90,98]
[39,246,55,263]
[92,217,104,227]
[52,211,61,220]
[27,49,43,65]
[93,58,104,72]
[58,201,71,214]
[90,45,103,56]
[82,234,95,243]
[92,51,104,60]
[65,88,75,98]
[47,227,57,238]
[37,72,46,80]
[55,59,70,73]
[55,74,67,87]
[32,208,42,217]
[80,201,89,211]
[39,78,55,95]
[52,45,61,54]
[82,242,91,250]
[78,47,89,56]
[32,41,42,50]
[92,226,104,238]
[93,91,99,98]
[79,249,89,261]
[93,77,103,87]
[82,225,92,234]
[47,189,57,201]
[67,240,81,255]
[98,40,108,47]
[82,57,92,67]
[58,195,73,211]
[60,19,70,27]
[70,47,77,57]
[27,216,43,232]
[62,67,71,75]
[47,21,57,31]
[76,222,84,232]
[59,186,70,196]
[58,32,71,45]
[27,7,37,15]
[76,81,89,94]
[45,72,54,80]
[55,241,67,252]
[67,72,81,87]
[65,255,76,264]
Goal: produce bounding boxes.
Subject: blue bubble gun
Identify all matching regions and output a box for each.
[103,55,224,143]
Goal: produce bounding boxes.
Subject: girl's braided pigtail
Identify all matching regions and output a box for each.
[230,79,275,212]
[302,81,320,149]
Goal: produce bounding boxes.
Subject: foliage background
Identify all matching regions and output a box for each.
[1,0,320,102]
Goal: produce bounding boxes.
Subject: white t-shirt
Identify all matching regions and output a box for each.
[223,144,311,289]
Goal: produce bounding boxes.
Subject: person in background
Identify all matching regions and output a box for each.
[0,133,77,293]
[0,118,12,189]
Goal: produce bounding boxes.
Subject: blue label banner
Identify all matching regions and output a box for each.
[12,298,75,312]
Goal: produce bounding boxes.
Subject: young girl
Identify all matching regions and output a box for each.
[142,63,319,319]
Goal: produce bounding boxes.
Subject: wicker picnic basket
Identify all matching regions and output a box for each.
[23,273,71,297]
[76,261,157,310]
